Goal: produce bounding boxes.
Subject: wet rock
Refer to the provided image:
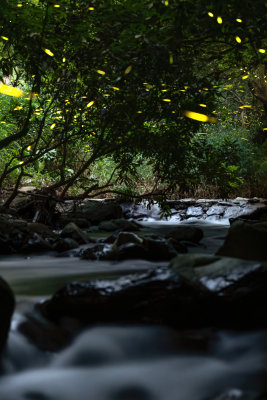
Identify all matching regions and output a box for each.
[113,232,143,247]
[20,233,53,253]
[26,223,55,237]
[165,226,203,244]
[0,277,15,354]
[217,220,267,262]
[81,243,109,260]
[40,254,267,329]
[75,200,122,224]
[57,215,90,228]
[229,206,267,224]
[52,238,79,253]
[98,218,140,232]
[60,222,89,244]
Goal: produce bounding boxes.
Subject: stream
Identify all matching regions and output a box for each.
[0,216,266,400]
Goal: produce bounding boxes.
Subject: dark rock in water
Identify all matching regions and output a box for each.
[82,232,178,261]
[20,233,53,253]
[98,218,141,232]
[60,222,89,244]
[40,254,267,329]
[0,277,15,354]
[58,215,90,228]
[75,200,122,224]
[165,226,203,244]
[52,237,80,253]
[217,220,267,262]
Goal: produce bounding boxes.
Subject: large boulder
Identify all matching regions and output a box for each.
[217,220,267,261]
[165,226,203,244]
[0,277,15,354]
[74,200,122,224]
[40,254,267,329]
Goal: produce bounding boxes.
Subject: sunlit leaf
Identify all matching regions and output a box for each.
[14,106,23,110]
[1,36,9,41]
[208,12,214,17]
[50,123,56,130]
[198,104,206,107]
[137,111,142,113]
[258,49,266,53]
[164,0,169,5]
[112,86,120,90]
[17,3,23,7]
[169,54,173,64]
[197,132,208,134]
[162,98,171,102]
[217,16,222,24]
[62,58,66,62]
[242,75,249,79]
[124,65,132,74]
[26,146,31,151]
[235,36,242,43]
[86,100,95,108]
[19,161,24,165]
[183,110,217,123]
[44,49,54,56]
[96,70,105,75]
[263,128,267,131]
[236,18,242,23]
[0,84,23,97]
[53,4,60,7]
[88,7,95,10]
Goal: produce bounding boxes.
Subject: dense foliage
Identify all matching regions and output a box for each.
[0,0,266,205]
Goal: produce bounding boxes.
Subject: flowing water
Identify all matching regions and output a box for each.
[0,218,266,400]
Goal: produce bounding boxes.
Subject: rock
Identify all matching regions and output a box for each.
[142,237,177,261]
[217,220,267,261]
[58,215,90,228]
[20,233,53,253]
[60,222,89,244]
[0,277,15,354]
[40,254,267,329]
[98,218,140,231]
[75,200,122,224]
[26,223,55,237]
[107,242,149,261]
[165,226,203,244]
[113,232,143,247]
[229,206,267,224]
[81,244,109,260]
[52,238,79,253]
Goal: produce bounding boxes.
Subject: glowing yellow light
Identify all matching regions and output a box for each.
[137,111,142,113]
[103,94,110,97]
[198,104,207,107]
[242,75,249,79]
[44,49,54,56]
[258,49,266,53]
[263,128,267,131]
[235,36,242,43]
[112,86,120,90]
[183,110,217,123]
[184,86,189,89]
[50,123,56,130]
[1,36,9,41]
[217,16,222,24]
[239,105,251,109]
[96,70,105,75]
[169,54,173,64]
[88,7,95,10]
[0,84,23,97]
[236,18,242,23]
[86,100,95,108]
[208,12,214,17]
[162,99,171,102]
[19,161,24,165]
[54,4,60,7]
[17,3,23,7]
[124,65,132,74]
[26,146,31,151]
[164,0,169,5]
[62,57,66,62]
[14,106,23,110]
[197,132,208,134]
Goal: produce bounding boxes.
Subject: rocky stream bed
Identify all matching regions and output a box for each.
[0,196,267,400]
